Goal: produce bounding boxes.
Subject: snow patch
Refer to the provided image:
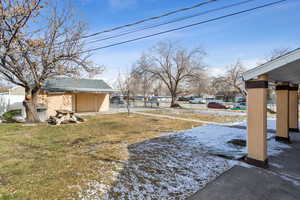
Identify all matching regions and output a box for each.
[180,123,290,157]
[78,119,294,199]
[78,133,234,200]
[191,109,246,116]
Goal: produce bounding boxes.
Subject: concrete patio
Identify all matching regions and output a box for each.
[188,132,300,200]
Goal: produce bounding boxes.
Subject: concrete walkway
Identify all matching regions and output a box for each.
[188,165,300,200]
[77,107,159,116]
[188,133,300,200]
[133,111,233,126]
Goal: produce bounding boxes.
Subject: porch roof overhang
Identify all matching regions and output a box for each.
[243,48,300,84]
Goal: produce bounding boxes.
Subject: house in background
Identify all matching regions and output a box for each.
[0,86,25,115]
[0,87,9,93]
[202,94,216,102]
[215,91,244,102]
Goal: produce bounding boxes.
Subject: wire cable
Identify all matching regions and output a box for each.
[72,0,219,41]
[85,0,258,45]
[81,0,287,53]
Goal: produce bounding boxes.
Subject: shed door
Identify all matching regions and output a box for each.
[76,93,96,112]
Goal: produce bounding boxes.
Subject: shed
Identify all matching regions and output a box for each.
[39,78,115,116]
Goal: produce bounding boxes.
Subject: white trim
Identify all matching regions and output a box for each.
[243,48,300,81]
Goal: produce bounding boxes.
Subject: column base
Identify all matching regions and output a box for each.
[245,157,269,168]
[275,136,291,144]
[289,128,299,132]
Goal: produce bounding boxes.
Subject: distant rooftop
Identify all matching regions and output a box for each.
[42,78,115,93]
[0,87,8,93]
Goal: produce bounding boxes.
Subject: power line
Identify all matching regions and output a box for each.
[78,0,218,40]
[85,0,258,45]
[82,0,287,53]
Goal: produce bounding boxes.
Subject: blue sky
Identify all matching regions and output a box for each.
[72,0,300,83]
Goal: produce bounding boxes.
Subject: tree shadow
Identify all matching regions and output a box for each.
[98,132,234,200]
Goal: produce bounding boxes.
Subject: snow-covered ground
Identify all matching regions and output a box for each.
[191,109,246,116]
[78,119,292,200]
[183,120,290,158]
[161,107,247,116]
[239,117,277,130]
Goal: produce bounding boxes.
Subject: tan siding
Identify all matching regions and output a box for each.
[44,94,73,116]
[76,93,110,112]
[37,94,48,105]
[72,94,76,112]
[97,93,110,112]
[38,92,110,115]
[76,93,95,112]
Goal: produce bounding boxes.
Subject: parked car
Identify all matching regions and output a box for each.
[134,96,144,101]
[207,102,228,109]
[231,102,247,110]
[110,96,125,104]
[178,96,189,101]
[236,97,246,103]
[148,97,159,107]
[204,97,215,103]
[189,98,205,104]
[123,96,135,101]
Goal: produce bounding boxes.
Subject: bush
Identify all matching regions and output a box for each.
[2,109,22,122]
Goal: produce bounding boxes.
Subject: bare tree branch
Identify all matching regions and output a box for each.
[0,0,104,122]
[136,41,206,107]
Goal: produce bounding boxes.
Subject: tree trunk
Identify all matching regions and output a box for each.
[170,94,180,108]
[127,99,130,116]
[23,89,40,123]
[143,91,147,107]
[144,97,147,107]
[126,91,130,116]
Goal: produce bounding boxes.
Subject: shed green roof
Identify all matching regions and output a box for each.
[42,78,115,93]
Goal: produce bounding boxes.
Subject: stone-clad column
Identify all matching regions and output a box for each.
[245,75,268,168]
[289,84,299,132]
[276,83,290,143]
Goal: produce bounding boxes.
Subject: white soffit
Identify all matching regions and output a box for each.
[243,48,300,83]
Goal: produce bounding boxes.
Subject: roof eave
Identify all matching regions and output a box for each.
[43,88,118,93]
[243,48,300,81]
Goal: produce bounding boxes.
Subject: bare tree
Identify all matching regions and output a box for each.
[265,47,291,113]
[138,42,206,108]
[117,72,133,116]
[210,76,230,97]
[213,60,247,97]
[0,0,102,122]
[152,80,169,96]
[188,70,210,96]
[267,47,291,61]
[132,54,155,107]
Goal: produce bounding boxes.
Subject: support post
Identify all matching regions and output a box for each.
[289,84,299,132]
[245,75,268,168]
[276,83,290,143]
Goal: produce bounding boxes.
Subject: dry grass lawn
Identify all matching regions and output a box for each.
[140,110,246,124]
[0,113,200,200]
